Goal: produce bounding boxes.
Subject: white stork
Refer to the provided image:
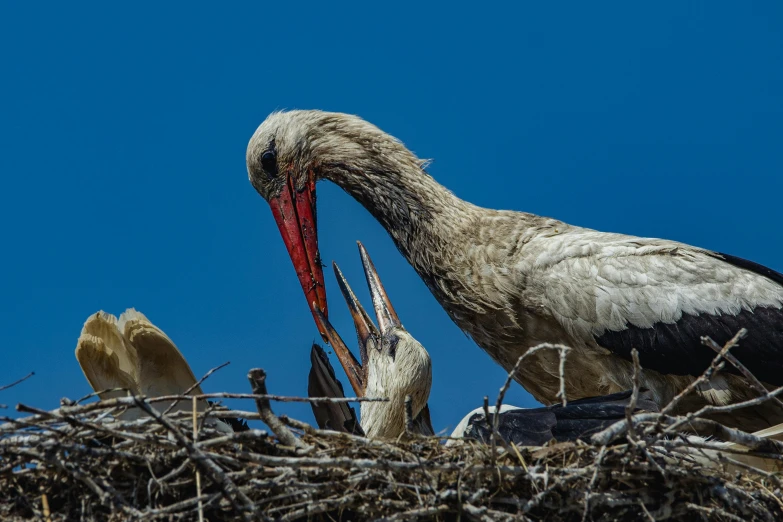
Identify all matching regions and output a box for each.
[308,244,783,474]
[247,110,783,433]
[307,242,658,444]
[75,309,246,432]
[309,243,434,439]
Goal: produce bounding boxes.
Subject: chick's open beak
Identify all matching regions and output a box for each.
[357,241,402,334]
[310,243,404,398]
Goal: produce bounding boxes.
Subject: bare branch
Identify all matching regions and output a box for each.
[625,348,641,442]
[702,332,783,411]
[0,371,35,392]
[247,368,310,452]
[162,361,232,417]
[659,329,744,416]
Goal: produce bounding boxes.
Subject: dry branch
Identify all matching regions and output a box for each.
[1,334,782,521]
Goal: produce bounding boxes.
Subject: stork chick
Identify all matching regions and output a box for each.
[309,242,434,439]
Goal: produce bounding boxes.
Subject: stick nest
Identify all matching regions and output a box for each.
[0,397,781,521]
[3,333,783,521]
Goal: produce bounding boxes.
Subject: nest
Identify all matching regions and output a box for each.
[2,336,783,521]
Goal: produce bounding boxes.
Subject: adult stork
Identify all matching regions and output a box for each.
[247,110,783,432]
[308,242,658,444]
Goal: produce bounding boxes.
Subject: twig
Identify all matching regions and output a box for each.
[162,361,231,417]
[702,332,783,411]
[555,346,570,406]
[493,343,571,436]
[660,330,744,416]
[625,349,641,442]
[41,492,51,522]
[247,369,310,452]
[482,396,499,469]
[5,392,384,431]
[0,371,35,392]
[131,395,258,520]
[193,396,205,522]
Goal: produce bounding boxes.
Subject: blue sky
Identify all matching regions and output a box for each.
[1,3,781,432]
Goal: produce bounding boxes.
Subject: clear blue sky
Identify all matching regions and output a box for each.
[1,3,781,432]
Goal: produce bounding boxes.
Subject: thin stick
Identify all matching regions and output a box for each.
[0,371,35,392]
[555,346,570,406]
[702,332,783,411]
[247,369,310,452]
[625,349,641,442]
[7,393,385,428]
[659,330,744,416]
[493,343,571,435]
[193,396,204,522]
[41,492,51,522]
[482,395,498,467]
[163,361,232,417]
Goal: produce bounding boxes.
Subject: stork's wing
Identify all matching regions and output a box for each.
[119,309,205,414]
[75,312,142,419]
[537,234,783,385]
[76,311,139,391]
[548,389,659,441]
[76,312,139,396]
[308,344,364,435]
[458,389,658,446]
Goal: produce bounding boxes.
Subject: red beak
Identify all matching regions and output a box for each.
[269,172,328,341]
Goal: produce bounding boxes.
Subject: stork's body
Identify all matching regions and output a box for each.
[248,110,783,432]
[308,243,658,444]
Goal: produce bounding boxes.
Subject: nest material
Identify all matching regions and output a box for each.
[3,333,783,521]
[1,385,782,521]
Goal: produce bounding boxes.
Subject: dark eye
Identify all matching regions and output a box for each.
[261,151,277,175]
[387,336,399,360]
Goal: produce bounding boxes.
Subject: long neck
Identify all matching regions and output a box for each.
[323,158,476,272]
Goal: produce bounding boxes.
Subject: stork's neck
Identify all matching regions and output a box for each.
[323,159,476,269]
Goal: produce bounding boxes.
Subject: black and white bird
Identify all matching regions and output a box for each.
[307,243,658,444]
[308,243,434,439]
[248,110,783,433]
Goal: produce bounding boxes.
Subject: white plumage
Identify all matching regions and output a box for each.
[248,110,783,432]
[309,243,434,439]
[308,244,783,476]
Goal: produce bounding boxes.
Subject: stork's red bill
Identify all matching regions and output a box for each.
[248,110,783,434]
[265,169,327,340]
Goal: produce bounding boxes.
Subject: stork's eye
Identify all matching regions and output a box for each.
[261,151,277,175]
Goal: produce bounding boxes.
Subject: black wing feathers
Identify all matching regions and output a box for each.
[714,251,783,288]
[596,252,783,385]
[308,344,364,435]
[464,389,659,446]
